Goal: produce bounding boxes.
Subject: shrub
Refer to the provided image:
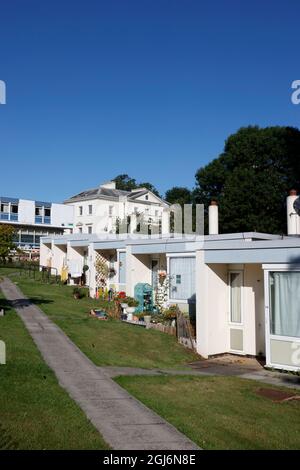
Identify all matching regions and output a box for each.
[125,296,139,307]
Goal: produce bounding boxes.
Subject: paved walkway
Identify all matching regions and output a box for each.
[103,359,300,390]
[0,278,198,450]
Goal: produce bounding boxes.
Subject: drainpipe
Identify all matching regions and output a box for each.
[208,200,219,235]
[287,189,300,235]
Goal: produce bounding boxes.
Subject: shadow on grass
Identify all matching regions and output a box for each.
[0,297,54,312]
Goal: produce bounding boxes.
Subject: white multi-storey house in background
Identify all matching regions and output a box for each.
[64,180,169,235]
[0,196,74,251]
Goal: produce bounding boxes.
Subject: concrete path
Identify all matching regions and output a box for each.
[102,361,300,390]
[0,278,198,450]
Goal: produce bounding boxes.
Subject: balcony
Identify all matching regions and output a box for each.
[0,212,18,222]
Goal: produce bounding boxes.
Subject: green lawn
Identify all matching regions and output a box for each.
[115,375,300,450]
[0,287,108,450]
[0,270,198,369]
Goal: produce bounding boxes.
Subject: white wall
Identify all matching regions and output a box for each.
[196,254,229,358]
[51,203,74,228]
[18,199,35,225]
[196,253,265,358]
[243,264,265,355]
[52,244,67,274]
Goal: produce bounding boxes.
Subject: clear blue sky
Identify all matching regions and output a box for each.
[0,0,300,202]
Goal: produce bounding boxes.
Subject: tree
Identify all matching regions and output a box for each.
[0,225,15,262]
[113,174,161,197]
[194,126,300,234]
[113,174,137,191]
[165,186,192,206]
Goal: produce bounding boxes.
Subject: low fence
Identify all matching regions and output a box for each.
[147,322,177,336]
[0,262,59,284]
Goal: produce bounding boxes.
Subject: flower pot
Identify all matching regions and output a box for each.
[144,315,151,324]
[126,306,136,314]
[127,313,133,321]
[120,303,128,309]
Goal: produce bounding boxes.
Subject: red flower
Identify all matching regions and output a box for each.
[118,291,126,299]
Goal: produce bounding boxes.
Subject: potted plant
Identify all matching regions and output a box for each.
[143,312,152,325]
[117,291,128,309]
[108,267,116,278]
[125,297,139,320]
[158,269,167,285]
[125,297,139,312]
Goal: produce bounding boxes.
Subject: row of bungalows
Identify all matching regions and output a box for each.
[40,229,300,373]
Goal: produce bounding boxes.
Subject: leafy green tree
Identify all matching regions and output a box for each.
[165,186,192,206]
[194,126,300,234]
[0,225,15,262]
[113,174,137,191]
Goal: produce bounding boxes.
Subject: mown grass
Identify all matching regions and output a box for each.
[115,375,300,450]
[0,269,198,369]
[0,286,108,449]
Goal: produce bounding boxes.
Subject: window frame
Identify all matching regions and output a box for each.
[228,270,244,326]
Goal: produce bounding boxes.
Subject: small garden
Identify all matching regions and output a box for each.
[0,270,198,369]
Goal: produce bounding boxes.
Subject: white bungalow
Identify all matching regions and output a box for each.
[40,191,300,373]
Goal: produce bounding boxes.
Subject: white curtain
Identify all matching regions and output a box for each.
[271,272,300,338]
[169,257,195,300]
[230,272,242,323]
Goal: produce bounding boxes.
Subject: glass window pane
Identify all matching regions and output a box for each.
[270,272,300,338]
[1,203,9,213]
[230,272,242,323]
[119,252,126,284]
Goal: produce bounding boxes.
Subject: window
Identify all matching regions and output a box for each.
[269,272,300,338]
[229,272,243,324]
[79,206,83,216]
[88,205,93,215]
[145,195,149,200]
[1,203,9,213]
[20,233,34,245]
[44,207,51,224]
[169,257,195,300]
[118,252,126,284]
[35,206,43,224]
[88,226,92,234]
[11,204,18,213]
[109,205,114,216]
[78,227,82,234]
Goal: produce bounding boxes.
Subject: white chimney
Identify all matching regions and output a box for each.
[209,200,219,235]
[287,189,300,235]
